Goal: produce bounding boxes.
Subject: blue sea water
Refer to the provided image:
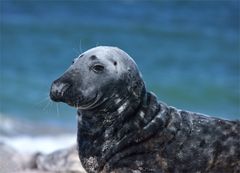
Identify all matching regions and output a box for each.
[0,1,240,133]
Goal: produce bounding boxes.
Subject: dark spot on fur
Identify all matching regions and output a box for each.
[213,140,223,154]
[90,55,97,60]
[114,61,117,66]
[80,54,84,58]
[202,126,210,134]
[219,134,228,141]
[199,140,206,147]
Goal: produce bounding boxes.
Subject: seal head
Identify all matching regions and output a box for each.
[50,46,145,111]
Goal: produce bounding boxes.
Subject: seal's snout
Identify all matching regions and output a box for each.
[50,80,71,102]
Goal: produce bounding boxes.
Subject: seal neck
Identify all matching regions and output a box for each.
[77,88,169,172]
[77,87,146,141]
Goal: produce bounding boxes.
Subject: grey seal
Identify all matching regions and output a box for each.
[50,46,240,173]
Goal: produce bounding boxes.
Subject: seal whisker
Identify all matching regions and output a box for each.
[79,39,83,54]
[95,42,99,47]
[39,95,55,112]
[42,100,51,112]
[36,96,51,106]
[72,40,83,58]
[56,103,60,117]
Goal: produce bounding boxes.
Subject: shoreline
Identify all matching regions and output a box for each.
[0,134,76,154]
[0,114,86,173]
[0,141,86,173]
[0,114,77,154]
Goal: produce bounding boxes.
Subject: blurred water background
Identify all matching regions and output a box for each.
[0,1,239,152]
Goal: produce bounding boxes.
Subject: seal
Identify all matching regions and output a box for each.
[50,46,240,173]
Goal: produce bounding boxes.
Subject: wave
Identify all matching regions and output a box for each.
[0,113,76,153]
[0,134,76,154]
[0,113,75,136]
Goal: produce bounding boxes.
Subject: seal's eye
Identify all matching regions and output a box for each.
[91,64,105,73]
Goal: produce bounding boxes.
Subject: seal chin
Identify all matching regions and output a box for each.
[76,93,103,110]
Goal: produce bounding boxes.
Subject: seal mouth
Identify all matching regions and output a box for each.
[61,84,71,96]
[76,93,102,110]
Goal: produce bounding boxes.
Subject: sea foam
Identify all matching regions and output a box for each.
[0,114,76,154]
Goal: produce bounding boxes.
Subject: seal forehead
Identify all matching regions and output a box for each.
[81,47,129,61]
[83,46,138,69]
[82,46,113,59]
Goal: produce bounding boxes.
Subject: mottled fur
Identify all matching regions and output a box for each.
[50,46,240,173]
